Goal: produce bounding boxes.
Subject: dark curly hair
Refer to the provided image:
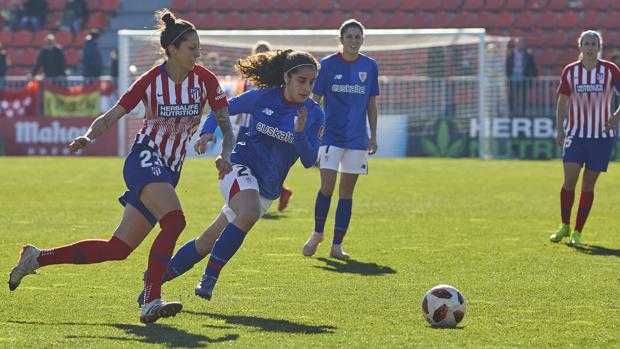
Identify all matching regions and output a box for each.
[234,49,318,88]
[154,9,196,56]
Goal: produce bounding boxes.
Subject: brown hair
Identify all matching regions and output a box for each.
[339,19,365,38]
[154,9,196,56]
[234,49,318,88]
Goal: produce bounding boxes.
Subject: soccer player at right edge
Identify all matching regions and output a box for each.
[303,19,380,259]
[550,30,620,246]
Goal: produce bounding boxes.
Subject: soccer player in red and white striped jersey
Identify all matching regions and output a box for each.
[550,30,620,246]
[8,10,236,324]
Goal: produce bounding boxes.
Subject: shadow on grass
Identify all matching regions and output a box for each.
[314,258,397,276]
[571,243,620,257]
[261,212,286,220]
[8,320,238,347]
[184,311,336,334]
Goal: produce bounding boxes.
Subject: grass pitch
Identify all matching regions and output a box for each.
[1,157,620,348]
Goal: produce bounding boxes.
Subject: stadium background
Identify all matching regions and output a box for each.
[2,0,620,159]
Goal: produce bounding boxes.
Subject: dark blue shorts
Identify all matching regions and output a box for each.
[562,136,614,172]
[118,144,181,226]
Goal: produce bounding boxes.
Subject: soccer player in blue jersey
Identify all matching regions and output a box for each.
[302,19,379,260]
[137,48,324,303]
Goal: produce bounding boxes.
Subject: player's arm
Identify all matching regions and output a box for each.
[69,104,127,154]
[294,106,324,168]
[555,94,569,146]
[367,96,378,155]
[604,73,620,131]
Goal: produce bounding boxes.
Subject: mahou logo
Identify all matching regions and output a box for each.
[15,121,87,144]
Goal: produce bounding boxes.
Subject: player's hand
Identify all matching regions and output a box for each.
[215,154,232,180]
[555,128,565,147]
[68,136,91,154]
[295,107,307,132]
[605,114,620,132]
[368,137,378,155]
[194,133,216,155]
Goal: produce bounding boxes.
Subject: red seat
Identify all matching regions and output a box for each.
[582,11,603,28]
[241,11,262,29]
[305,11,326,29]
[410,11,431,28]
[284,10,306,29]
[504,0,525,10]
[203,12,222,29]
[525,30,547,48]
[338,0,357,10]
[5,48,19,64]
[85,0,100,10]
[54,31,74,47]
[451,11,472,27]
[85,12,108,29]
[219,11,241,30]
[556,11,579,28]
[325,11,349,29]
[547,0,567,9]
[99,0,119,12]
[417,1,442,10]
[536,48,560,66]
[32,31,49,46]
[515,11,536,29]
[389,11,410,29]
[429,11,454,28]
[400,0,423,11]
[48,0,67,11]
[483,0,504,10]
[0,31,12,47]
[366,11,389,29]
[171,0,192,10]
[440,0,462,10]
[11,31,33,48]
[494,11,515,29]
[262,12,283,29]
[547,31,572,48]
[462,0,484,10]
[44,11,62,30]
[601,11,620,29]
[537,11,557,28]
[590,0,611,10]
[7,66,28,76]
[376,0,401,10]
[65,48,81,66]
[473,11,494,28]
[20,48,39,66]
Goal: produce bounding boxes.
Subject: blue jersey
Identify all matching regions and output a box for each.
[201,88,325,200]
[313,53,380,150]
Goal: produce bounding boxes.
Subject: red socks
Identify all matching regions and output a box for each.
[560,188,575,225]
[575,191,594,232]
[38,236,132,267]
[143,210,186,304]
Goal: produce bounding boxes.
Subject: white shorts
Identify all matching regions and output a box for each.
[219,164,273,223]
[318,145,368,174]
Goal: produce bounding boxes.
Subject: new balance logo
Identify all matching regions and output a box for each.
[334,74,343,80]
[262,108,274,116]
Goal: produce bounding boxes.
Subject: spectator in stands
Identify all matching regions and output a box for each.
[550,30,620,247]
[60,0,89,37]
[1,0,23,31]
[506,37,538,116]
[31,34,66,78]
[109,48,118,78]
[82,29,102,78]
[303,19,379,260]
[19,0,48,32]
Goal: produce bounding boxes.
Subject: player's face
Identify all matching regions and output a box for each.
[170,32,201,72]
[283,66,317,104]
[340,26,364,57]
[579,35,600,60]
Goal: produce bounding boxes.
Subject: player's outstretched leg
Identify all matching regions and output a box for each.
[329,244,350,260]
[303,232,324,257]
[195,275,218,300]
[549,224,571,243]
[8,245,41,291]
[140,298,183,324]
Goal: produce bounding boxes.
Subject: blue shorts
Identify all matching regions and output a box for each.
[118,144,181,226]
[562,136,614,172]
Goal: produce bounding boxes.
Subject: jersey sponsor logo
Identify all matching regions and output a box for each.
[157,103,201,118]
[575,84,604,93]
[359,72,367,82]
[334,74,343,80]
[189,87,201,100]
[262,108,274,116]
[330,84,366,94]
[215,86,226,101]
[597,72,605,82]
[151,166,162,176]
[256,121,294,144]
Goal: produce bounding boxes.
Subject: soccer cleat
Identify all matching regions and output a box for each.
[329,244,350,260]
[139,298,183,324]
[278,187,293,211]
[302,232,324,257]
[569,231,582,246]
[8,245,41,291]
[194,275,217,300]
[549,224,571,243]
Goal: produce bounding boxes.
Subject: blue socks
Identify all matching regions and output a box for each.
[333,199,352,245]
[314,190,332,233]
[203,223,247,280]
[163,238,205,283]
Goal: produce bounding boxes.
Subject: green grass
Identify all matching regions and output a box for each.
[1,157,620,348]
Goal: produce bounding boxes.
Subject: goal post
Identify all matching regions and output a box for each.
[118,28,509,159]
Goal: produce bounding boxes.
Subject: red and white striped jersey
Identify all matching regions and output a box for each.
[118,64,228,171]
[557,59,620,139]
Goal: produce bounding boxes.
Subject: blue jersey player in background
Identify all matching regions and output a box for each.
[303,19,380,260]
[137,48,324,304]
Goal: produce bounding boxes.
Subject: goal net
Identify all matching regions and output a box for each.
[118,29,510,159]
